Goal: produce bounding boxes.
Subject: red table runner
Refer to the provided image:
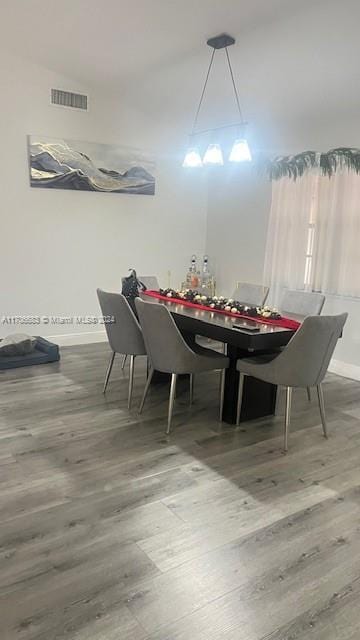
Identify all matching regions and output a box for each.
[143,290,300,331]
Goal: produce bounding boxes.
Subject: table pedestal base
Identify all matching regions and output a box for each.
[222,345,277,424]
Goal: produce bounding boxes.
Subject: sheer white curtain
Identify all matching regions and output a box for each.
[263,174,316,306]
[311,171,360,297]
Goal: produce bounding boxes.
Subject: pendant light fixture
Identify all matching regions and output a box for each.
[182,33,251,167]
[203,143,224,166]
[229,139,252,162]
[182,147,203,167]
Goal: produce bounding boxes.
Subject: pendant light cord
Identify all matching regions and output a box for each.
[225,46,244,124]
[191,48,216,136]
[190,42,246,137]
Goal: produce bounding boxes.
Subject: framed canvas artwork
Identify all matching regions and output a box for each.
[28,136,156,195]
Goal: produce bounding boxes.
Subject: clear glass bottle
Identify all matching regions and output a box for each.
[186,255,198,289]
[201,255,214,294]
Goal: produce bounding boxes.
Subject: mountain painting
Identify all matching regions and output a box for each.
[28,136,156,195]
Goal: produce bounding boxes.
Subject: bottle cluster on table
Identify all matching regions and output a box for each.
[183,255,216,297]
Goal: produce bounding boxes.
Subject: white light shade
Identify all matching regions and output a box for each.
[182,148,203,168]
[203,143,224,166]
[229,139,252,162]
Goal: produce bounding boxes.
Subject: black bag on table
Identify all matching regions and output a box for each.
[121,269,146,316]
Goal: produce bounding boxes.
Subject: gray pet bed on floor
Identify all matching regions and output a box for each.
[0,337,60,370]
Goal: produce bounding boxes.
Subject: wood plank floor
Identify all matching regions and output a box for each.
[1,342,360,639]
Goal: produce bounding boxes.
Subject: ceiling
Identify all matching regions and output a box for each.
[1,0,305,87]
[2,0,360,136]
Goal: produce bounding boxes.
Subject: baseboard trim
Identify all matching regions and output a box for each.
[329,359,360,382]
[46,330,107,347]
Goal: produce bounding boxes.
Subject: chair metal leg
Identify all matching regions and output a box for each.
[139,367,154,414]
[284,386,292,452]
[236,372,245,426]
[219,369,226,421]
[275,386,281,415]
[189,374,194,406]
[127,355,135,410]
[306,386,312,402]
[121,354,127,370]
[317,383,328,439]
[166,373,177,434]
[103,351,115,393]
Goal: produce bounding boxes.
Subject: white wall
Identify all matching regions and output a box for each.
[0,52,207,344]
[205,164,271,296]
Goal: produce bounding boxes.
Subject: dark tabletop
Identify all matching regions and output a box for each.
[143,296,300,352]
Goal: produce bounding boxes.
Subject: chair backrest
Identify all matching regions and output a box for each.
[97,289,145,356]
[232,282,269,307]
[275,313,348,387]
[139,275,160,291]
[135,298,196,374]
[281,289,325,317]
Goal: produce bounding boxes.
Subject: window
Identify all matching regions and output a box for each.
[303,173,319,288]
[264,171,360,302]
[304,222,315,287]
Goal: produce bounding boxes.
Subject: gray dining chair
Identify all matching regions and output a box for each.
[120,275,159,370]
[232,282,269,307]
[139,275,160,291]
[236,313,348,451]
[135,298,229,434]
[280,289,326,401]
[97,289,146,408]
[281,289,325,317]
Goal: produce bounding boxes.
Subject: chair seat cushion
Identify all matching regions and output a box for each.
[236,352,280,380]
[239,353,280,366]
[188,343,229,373]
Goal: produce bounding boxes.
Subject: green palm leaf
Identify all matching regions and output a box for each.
[264,147,360,180]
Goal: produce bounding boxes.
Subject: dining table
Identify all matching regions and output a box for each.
[141,292,302,425]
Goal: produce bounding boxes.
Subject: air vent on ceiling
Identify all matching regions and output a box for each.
[50,88,88,111]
